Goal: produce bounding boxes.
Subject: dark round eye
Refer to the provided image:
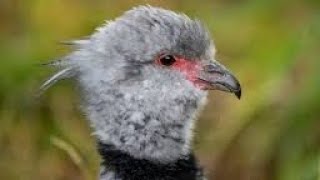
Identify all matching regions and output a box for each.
[159,55,176,66]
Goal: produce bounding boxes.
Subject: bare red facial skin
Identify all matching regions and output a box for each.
[156,56,209,90]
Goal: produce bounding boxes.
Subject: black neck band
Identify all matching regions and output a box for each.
[98,141,203,180]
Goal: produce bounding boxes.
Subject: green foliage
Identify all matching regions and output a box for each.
[0,0,319,179]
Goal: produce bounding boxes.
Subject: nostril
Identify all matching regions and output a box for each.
[203,64,224,75]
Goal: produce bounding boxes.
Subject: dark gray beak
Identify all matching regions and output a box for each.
[199,62,241,99]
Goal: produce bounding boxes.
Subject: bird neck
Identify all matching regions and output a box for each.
[97,141,203,180]
[85,85,208,163]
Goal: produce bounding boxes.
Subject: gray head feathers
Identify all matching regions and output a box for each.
[42,5,216,163]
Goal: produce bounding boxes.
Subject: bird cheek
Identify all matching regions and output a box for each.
[171,60,203,89]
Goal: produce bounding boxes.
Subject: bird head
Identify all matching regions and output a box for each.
[42,6,241,163]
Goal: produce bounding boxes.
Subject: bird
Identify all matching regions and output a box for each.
[41,5,241,180]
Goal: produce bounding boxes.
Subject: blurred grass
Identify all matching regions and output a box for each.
[0,0,319,179]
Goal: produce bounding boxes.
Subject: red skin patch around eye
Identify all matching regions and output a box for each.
[156,56,208,89]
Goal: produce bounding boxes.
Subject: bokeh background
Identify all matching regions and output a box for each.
[0,0,319,179]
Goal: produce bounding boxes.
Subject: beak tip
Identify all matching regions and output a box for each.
[235,89,241,99]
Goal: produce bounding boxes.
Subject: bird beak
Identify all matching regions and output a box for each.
[199,62,241,99]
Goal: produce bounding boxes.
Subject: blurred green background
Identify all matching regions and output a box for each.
[0,0,319,179]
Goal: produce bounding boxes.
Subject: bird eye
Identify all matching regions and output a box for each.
[159,55,176,66]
